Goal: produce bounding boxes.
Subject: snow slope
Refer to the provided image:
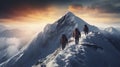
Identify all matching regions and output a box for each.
[102,27,120,52]
[34,32,120,67]
[1,12,119,67]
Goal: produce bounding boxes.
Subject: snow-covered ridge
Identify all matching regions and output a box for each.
[34,32,120,67]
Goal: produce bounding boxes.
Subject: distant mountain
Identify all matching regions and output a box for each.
[0,25,8,32]
[102,27,120,52]
[104,27,120,35]
[0,29,23,37]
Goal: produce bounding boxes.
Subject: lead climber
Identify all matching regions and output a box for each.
[83,24,89,35]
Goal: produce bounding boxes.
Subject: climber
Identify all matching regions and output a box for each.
[60,34,68,50]
[83,24,89,35]
[73,28,81,44]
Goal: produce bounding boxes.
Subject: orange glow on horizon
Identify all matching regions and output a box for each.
[0,6,67,32]
[0,5,119,32]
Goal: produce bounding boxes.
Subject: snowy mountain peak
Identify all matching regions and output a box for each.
[104,27,119,34]
[56,11,88,30]
[105,27,116,31]
[55,12,75,29]
[65,11,75,17]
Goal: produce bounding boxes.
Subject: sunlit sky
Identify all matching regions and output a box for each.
[0,0,120,32]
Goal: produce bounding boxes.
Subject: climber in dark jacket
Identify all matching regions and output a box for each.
[60,34,68,50]
[73,28,81,44]
[83,25,89,35]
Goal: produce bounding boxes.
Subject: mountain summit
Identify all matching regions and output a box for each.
[65,11,75,16]
[56,12,86,27]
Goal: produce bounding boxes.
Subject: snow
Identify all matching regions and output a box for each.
[101,27,120,52]
[104,27,120,35]
[44,32,120,67]
[0,12,120,67]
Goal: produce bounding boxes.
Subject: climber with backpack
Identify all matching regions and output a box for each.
[83,24,89,35]
[73,28,81,44]
[60,34,68,50]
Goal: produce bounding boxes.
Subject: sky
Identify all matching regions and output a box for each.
[0,0,120,31]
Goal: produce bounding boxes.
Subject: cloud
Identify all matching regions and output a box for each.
[68,3,120,27]
[0,37,20,58]
[0,24,33,58]
[6,38,20,57]
[70,0,120,14]
[90,0,120,13]
[0,0,71,14]
[69,4,83,10]
[0,24,8,31]
[69,1,120,17]
[0,0,120,18]
[0,0,120,16]
[68,4,100,15]
[0,0,120,26]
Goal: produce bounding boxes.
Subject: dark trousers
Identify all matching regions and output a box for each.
[75,38,79,44]
[85,31,88,35]
[62,44,66,50]
[41,64,46,67]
